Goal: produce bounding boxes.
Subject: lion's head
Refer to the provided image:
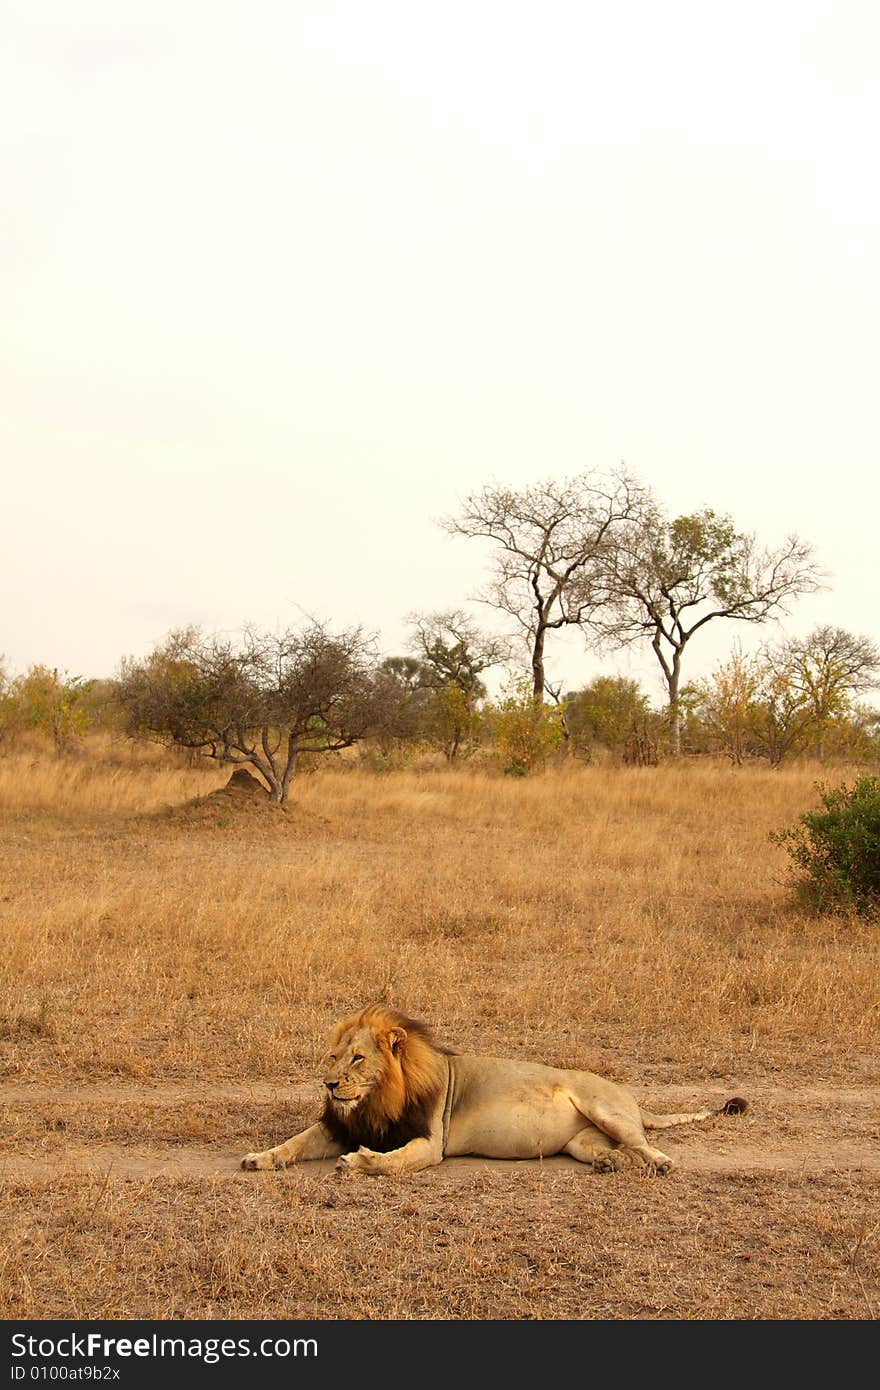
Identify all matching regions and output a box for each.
[319,1005,448,1153]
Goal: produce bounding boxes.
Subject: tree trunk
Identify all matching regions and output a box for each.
[667,660,682,756]
[226,742,280,801]
[531,623,546,703]
[651,629,683,757]
[668,699,680,755]
[279,733,298,806]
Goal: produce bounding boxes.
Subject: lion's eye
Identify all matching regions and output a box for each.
[351,1054,364,1064]
[328,1054,336,1063]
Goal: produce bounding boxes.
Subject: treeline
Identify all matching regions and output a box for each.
[3,616,878,793]
[3,470,878,794]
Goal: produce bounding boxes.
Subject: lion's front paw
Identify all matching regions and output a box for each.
[336,1146,381,1174]
[241,1150,284,1171]
[335,1151,363,1173]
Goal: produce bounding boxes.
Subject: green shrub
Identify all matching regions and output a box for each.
[770,775,880,918]
[488,676,565,775]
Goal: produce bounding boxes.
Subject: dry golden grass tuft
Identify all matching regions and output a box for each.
[0,745,878,1319]
[0,738,228,817]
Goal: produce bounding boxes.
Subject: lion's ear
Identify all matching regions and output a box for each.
[386,1027,407,1054]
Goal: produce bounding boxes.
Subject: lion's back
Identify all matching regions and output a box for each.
[444,1053,597,1159]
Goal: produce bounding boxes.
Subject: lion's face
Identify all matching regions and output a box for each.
[322,1019,406,1114]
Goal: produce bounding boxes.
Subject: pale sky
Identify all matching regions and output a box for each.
[2,1,879,703]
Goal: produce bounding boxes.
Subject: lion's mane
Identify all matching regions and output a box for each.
[320,1005,450,1154]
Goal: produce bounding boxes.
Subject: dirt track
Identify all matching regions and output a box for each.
[2,1080,878,1180]
[3,1078,878,1320]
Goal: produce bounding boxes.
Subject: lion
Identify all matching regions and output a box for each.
[241,1005,747,1176]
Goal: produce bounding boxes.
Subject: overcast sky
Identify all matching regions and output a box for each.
[2,1,878,702]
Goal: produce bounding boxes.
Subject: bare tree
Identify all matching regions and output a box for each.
[594,507,824,754]
[763,625,880,761]
[116,622,384,805]
[751,664,814,767]
[442,469,646,701]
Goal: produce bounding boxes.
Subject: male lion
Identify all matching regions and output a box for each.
[241,1005,747,1176]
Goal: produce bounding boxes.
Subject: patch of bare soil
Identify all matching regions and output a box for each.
[1,1081,877,1180]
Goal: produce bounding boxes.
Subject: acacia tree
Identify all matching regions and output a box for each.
[408,609,508,701]
[373,656,433,754]
[116,622,385,805]
[751,664,814,767]
[383,610,508,761]
[762,625,880,761]
[592,507,823,753]
[442,469,646,703]
[695,645,767,766]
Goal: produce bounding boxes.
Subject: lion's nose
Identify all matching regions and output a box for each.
[325,1080,338,1093]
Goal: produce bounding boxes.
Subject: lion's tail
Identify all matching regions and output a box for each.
[639,1096,748,1130]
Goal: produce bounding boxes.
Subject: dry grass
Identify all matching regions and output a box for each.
[0,737,228,817]
[1,1168,876,1320]
[1,754,876,1082]
[0,746,878,1319]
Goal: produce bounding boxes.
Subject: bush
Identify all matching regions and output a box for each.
[565,676,651,760]
[488,676,565,775]
[770,776,880,918]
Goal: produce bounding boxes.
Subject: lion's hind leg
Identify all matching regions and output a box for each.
[564,1124,674,1174]
[567,1095,675,1175]
[564,1125,628,1172]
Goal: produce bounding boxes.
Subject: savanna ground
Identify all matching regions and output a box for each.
[0,742,878,1321]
